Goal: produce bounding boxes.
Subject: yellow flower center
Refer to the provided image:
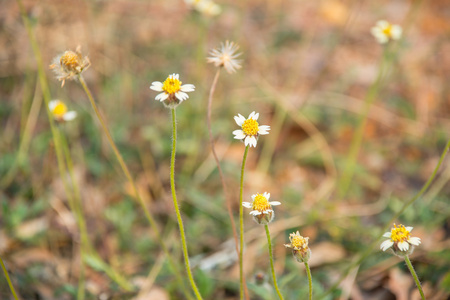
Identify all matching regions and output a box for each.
[162,77,182,94]
[252,194,271,212]
[390,224,410,243]
[291,235,308,250]
[60,51,81,70]
[382,24,392,37]
[242,118,259,136]
[52,101,68,117]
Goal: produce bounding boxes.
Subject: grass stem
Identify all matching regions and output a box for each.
[1,257,19,300]
[239,145,250,299]
[264,225,284,300]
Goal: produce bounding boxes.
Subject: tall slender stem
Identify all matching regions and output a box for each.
[77,76,192,297]
[264,225,284,300]
[304,262,313,300]
[1,257,19,300]
[207,69,247,297]
[239,145,250,299]
[404,256,426,300]
[170,108,203,300]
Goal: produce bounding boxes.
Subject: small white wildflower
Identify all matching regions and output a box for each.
[284,231,311,263]
[49,100,77,122]
[371,20,402,44]
[233,111,270,147]
[242,192,280,225]
[380,224,421,256]
[150,73,195,108]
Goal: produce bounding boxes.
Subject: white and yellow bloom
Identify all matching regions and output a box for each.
[371,20,402,44]
[49,100,77,122]
[185,0,221,17]
[150,73,195,108]
[50,46,90,87]
[284,231,311,263]
[233,111,270,147]
[380,224,421,254]
[207,41,242,74]
[242,192,280,224]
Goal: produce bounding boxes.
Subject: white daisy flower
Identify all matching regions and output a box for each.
[150,73,195,108]
[380,224,421,254]
[185,0,221,17]
[207,41,242,74]
[49,100,77,122]
[371,20,402,44]
[233,111,270,147]
[242,192,280,224]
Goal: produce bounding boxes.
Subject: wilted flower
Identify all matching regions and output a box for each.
[207,41,242,74]
[285,231,311,263]
[150,73,195,108]
[242,192,280,225]
[233,111,270,147]
[380,224,421,256]
[371,20,402,44]
[48,100,77,122]
[50,46,90,87]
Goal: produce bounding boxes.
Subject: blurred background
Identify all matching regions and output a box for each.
[1,0,450,299]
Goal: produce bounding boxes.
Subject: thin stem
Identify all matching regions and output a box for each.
[77,75,192,297]
[239,145,250,300]
[170,108,203,300]
[207,69,246,296]
[319,139,450,299]
[1,257,19,300]
[404,255,426,300]
[304,262,313,300]
[264,225,284,300]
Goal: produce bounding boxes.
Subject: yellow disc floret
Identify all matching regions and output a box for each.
[390,224,410,243]
[252,194,270,212]
[382,24,392,37]
[52,101,68,118]
[242,118,259,136]
[162,76,182,94]
[60,51,82,71]
[290,234,308,250]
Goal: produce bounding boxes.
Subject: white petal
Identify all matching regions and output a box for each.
[382,232,392,238]
[250,210,261,216]
[150,81,163,91]
[263,192,270,200]
[398,241,409,251]
[405,226,413,233]
[258,125,271,135]
[380,240,394,251]
[155,93,168,101]
[408,237,421,246]
[175,91,189,101]
[234,114,246,126]
[181,84,195,92]
[391,25,402,40]
[63,111,77,121]
[49,100,59,111]
[232,130,245,140]
[242,202,252,208]
[247,136,257,147]
[262,210,272,214]
[251,194,256,200]
[376,20,389,28]
[269,201,281,206]
[375,34,389,44]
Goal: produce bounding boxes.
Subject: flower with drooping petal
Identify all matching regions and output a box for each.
[284,231,311,263]
[207,41,242,74]
[49,46,91,87]
[150,73,195,108]
[233,111,270,147]
[49,100,77,122]
[371,20,402,44]
[380,224,421,256]
[242,192,280,225]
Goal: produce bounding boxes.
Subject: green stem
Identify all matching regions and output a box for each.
[170,108,203,300]
[78,76,192,297]
[1,256,19,300]
[239,145,250,299]
[338,52,390,199]
[319,139,450,299]
[264,225,284,300]
[404,255,426,300]
[304,262,313,300]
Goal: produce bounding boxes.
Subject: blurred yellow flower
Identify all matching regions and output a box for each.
[207,41,242,74]
[49,100,77,122]
[50,46,90,87]
[284,231,311,263]
[371,20,402,44]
